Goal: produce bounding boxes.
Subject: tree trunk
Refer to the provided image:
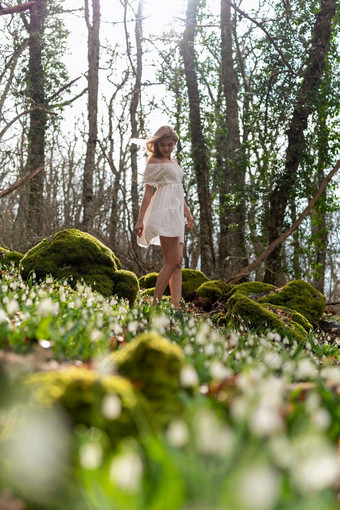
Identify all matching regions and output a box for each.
[264,0,336,284]
[180,0,215,276]
[219,0,248,278]
[129,0,143,249]
[82,0,100,231]
[25,0,47,245]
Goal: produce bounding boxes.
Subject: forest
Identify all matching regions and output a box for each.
[1,0,339,298]
[0,2,340,509]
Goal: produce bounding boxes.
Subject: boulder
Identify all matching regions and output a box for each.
[138,268,208,299]
[20,228,138,305]
[27,367,149,445]
[0,247,23,267]
[258,279,326,325]
[219,293,309,341]
[110,331,185,426]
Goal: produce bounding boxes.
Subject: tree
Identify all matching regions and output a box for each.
[264,0,337,284]
[82,0,100,230]
[219,0,248,278]
[180,0,215,276]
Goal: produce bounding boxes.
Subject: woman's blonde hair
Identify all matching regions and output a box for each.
[146,126,179,158]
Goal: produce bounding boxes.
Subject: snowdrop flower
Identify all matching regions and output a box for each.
[267,331,281,342]
[7,299,19,316]
[90,329,102,343]
[209,360,231,381]
[204,343,215,356]
[180,365,199,388]
[183,344,194,356]
[291,439,340,493]
[127,320,139,333]
[250,404,284,437]
[110,449,143,493]
[37,298,59,317]
[101,395,122,420]
[0,308,8,324]
[228,331,239,347]
[263,349,282,370]
[45,276,53,285]
[296,358,318,379]
[151,314,169,335]
[321,366,340,384]
[194,409,233,456]
[79,442,103,470]
[196,322,210,345]
[166,420,189,448]
[238,465,281,510]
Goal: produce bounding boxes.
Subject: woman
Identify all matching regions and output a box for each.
[135,126,194,308]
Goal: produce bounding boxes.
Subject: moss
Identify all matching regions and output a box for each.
[0,247,24,267]
[110,331,185,426]
[226,281,276,301]
[222,294,308,341]
[141,287,154,297]
[19,229,137,303]
[139,272,159,289]
[181,268,209,297]
[196,280,233,302]
[112,270,139,307]
[262,303,313,332]
[27,367,149,445]
[258,279,326,325]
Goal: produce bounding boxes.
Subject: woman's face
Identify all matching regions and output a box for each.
[157,137,176,159]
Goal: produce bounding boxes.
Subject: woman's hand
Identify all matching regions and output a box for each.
[186,213,195,229]
[135,219,144,237]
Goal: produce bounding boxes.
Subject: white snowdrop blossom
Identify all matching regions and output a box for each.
[166,420,189,448]
[37,298,59,317]
[183,344,194,356]
[239,466,281,510]
[250,404,284,436]
[196,322,211,345]
[90,329,103,343]
[101,395,122,420]
[209,360,231,381]
[312,408,331,430]
[180,365,199,388]
[296,358,318,380]
[45,276,53,284]
[194,409,233,457]
[151,314,170,334]
[127,320,139,333]
[321,365,340,384]
[291,439,340,493]
[7,299,19,316]
[267,331,281,342]
[110,450,143,493]
[204,343,215,356]
[0,308,8,324]
[79,442,103,470]
[263,349,282,370]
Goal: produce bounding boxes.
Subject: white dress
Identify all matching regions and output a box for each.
[137,162,185,248]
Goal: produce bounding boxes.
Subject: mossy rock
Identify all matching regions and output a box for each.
[182,268,209,297]
[112,270,139,306]
[19,229,137,304]
[221,293,308,341]
[262,303,313,332]
[196,280,233,301]
[0,247,24,267]
[110,331,185,426]
[226,281,277,301]
[138,272,159,289]
[27,367,149,445]
[258,279,326,325]
[140,287,155,298]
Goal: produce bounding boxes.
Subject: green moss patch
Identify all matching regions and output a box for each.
[258,279,326,325]
[222,294,308,342]
[110,331,185,425]
[262,303,312,332]
[0,247,24,267]
[19,229,137,304]
[196,280,233,301]
[182,268,209,297]
[226,281,276,301]
[27,367,148,445]
[138,272,159,289]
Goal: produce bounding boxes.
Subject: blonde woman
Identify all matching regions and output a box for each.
[135,126,194,308]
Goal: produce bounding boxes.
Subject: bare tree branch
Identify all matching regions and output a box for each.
[227,160,340,284]
[226,1,295,74]
[0,1,37,16]
[46,76,81,104]
[0,107,57,140]
[0,165,44,199]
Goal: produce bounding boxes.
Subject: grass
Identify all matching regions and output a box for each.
[0,264,339,510]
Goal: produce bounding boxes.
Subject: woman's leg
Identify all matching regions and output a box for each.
[153,236,183,308]
[168,242,184,308]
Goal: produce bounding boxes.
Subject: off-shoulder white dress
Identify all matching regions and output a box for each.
[137,162,185,248]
